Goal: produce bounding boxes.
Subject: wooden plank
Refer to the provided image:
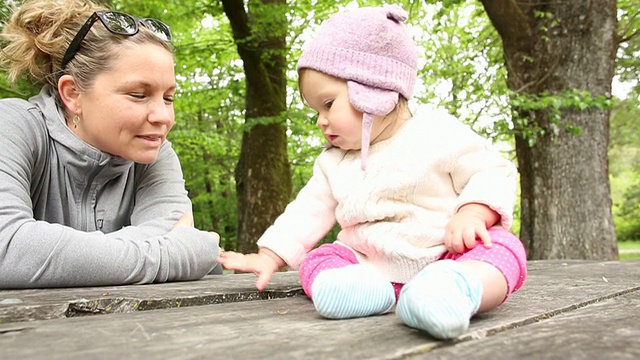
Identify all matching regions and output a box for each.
[0,271,302,324]
[457,260,640,337]
[0,260,626,324]
[0,260,638,360]
[525,259,601,271]
[0,297,418,360]
[416,291,640,360]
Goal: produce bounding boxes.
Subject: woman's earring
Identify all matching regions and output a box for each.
[72,114,80,129]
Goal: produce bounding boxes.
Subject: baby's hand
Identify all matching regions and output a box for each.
[444,203,498,254]
[218,249,283,291]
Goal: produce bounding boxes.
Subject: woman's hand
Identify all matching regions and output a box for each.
[444,203,499,254]
[172,211,194,229]
[217,248,285,290]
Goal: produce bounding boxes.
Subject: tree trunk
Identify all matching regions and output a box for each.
[480,0,618,259]
[222,0,292,254]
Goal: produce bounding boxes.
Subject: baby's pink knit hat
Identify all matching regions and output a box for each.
[297,4,418,170]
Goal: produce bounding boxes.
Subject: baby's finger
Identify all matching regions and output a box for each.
[452,237,466,254]
[217,252,246,270]
[463,236,477,252]
[461,227,478,251]
[217,250,236,259]
[256,270,274,291]
[445,229,462,253]
[477,228,492,248]
[443,234,452,252]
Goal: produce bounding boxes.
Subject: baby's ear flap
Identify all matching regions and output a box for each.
[347,81,398,116]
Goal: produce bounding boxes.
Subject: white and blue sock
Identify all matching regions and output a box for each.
[396,260,483,339]
[311,265,395,319]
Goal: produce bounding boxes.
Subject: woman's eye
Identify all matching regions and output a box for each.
[164,96,174,104]
[130,93,146,99]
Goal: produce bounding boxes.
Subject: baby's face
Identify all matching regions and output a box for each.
[299,69,364,151]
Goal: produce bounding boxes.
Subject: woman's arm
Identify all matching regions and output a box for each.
[0,102,218,289]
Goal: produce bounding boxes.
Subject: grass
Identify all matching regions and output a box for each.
[618,240,640,261]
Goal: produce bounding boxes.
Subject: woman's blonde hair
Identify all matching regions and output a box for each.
[0,0,172,100]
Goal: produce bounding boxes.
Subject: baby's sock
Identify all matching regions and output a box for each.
[396,260,483,339]
[311,264,395,319]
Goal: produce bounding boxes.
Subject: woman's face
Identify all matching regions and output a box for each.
[74,43,176,164]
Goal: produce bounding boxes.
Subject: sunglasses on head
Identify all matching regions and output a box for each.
[61,10,172,69]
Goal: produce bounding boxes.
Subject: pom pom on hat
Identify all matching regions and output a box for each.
[297,5,419,169]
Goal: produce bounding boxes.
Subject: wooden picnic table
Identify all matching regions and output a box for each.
[1,259,639,359]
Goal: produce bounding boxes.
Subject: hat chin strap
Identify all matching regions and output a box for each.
[360,113,374,170]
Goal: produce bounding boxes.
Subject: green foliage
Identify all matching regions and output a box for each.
[501,89,612,147]
[609,96,640,154]
[609,92,640,242]
[115,0,640,250]
[2,0,637,252]
[168,127,239,249]
[610,2,640,244]
[0,0,41,98]
[611,172,640,241]
[616,0,640,93]
[113,0,245,249]
[414,2,510,140]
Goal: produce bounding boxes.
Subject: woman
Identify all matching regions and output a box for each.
[0,0,220,288]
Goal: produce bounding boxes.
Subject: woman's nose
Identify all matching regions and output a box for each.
[148,100,174,126]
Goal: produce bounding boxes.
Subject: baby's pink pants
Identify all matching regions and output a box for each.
[299,227,527,301]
